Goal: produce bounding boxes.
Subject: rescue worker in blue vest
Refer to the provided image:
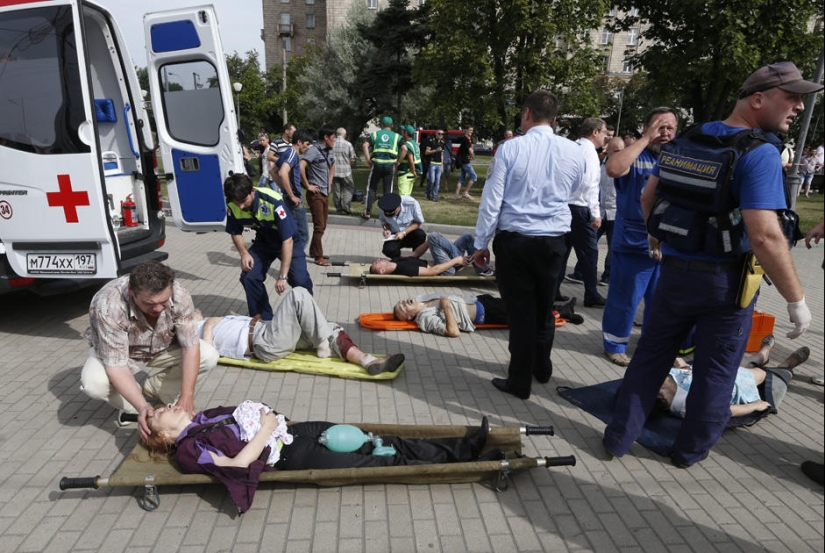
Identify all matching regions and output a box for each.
[601,107,678,367]
[604,62,817,469]
[224,173,314,321]
[395,125,422,196]
[361,116,402,219]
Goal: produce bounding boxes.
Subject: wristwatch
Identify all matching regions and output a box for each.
[277,274,288,281]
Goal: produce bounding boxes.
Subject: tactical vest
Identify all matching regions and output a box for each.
[647,124,780,257]
[370,129,401,165]
[398,139,422,175]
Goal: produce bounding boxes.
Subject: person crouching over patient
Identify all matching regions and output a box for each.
[198,287,403,375]
[143,400,493,513]
[393,294,507,337]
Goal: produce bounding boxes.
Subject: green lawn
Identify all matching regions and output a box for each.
[793,193,824,233]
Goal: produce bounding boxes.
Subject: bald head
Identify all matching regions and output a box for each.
[605,137,625,156]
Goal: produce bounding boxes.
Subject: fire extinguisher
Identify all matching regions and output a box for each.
[121,195,138,227]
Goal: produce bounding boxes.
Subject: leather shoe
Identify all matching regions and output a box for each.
[533,360,552,384]
[801,461,825,486]
[491,377,529,399]
[671,450,709,469]
[555,294,570,302]
[583,296,606,308]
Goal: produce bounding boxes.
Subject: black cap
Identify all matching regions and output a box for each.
[377,193,401,213]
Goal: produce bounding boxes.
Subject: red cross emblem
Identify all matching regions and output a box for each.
[47,174,89,223]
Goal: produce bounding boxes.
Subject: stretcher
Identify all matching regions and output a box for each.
[358,312,567,331]
[327,262,497,288]
[60,422,575,511]
[217,351,403,380]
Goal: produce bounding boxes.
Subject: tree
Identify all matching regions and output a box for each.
[357,0,425,123]
[416,0,608,137]
[225,51,271,141]
[610,0,823,122]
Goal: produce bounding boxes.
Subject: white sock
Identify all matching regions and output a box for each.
[316,340,332,358]
[359,355,378,368]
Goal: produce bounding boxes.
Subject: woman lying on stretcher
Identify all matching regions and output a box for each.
[143,400,493,513]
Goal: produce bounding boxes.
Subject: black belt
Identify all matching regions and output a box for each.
[662,256,741,274]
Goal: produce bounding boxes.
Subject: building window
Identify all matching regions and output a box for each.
[629,7,639,16]
[306,14,315,28]
[623,60,633,73]
[418,0,426,5]
[306,0,315,3]
[281,0,289,3]
[600,29,612,45]
[608,7,616,16]
[603,56,610,71]
[367,0,377,8]
[283,36,292,52]
[627,28,638,46]
[280,13,291,25]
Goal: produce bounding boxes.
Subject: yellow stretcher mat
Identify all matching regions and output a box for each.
[218,351,403,380]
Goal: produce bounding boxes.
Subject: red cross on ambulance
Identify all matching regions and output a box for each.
[46,174,90,223]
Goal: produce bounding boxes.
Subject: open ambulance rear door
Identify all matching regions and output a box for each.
[144,5,243,232]
[0,0,140,291]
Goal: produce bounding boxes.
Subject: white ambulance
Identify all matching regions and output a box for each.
[0,0,242,295]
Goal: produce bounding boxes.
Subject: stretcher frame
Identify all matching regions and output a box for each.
[60,422,575,511]
[327,262,497,289]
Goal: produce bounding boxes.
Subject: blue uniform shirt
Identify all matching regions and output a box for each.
[276,148,303,200]
[613,148,657,254]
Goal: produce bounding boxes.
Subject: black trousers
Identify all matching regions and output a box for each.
[275,421,475,470]
[382,228,427,260]
[365,164,395,214]
[556,205,600,303]
[493,231,566,398]
[476,294,508,325]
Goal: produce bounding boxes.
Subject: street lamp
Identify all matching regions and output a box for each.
[615,88,624,135]
[233,82,243,129]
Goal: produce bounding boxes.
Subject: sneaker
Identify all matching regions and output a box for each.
[365,353,405,375]
[477,268,495,277]
[812,375,824,386]
[115,410,138,428]
[598,279,609,287]
[565,273,584,284]
[605,351,631,367]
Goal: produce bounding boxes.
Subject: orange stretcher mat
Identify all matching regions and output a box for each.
[357,312,565,331]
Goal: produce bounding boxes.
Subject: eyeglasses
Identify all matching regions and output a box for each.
[436,132,443,136]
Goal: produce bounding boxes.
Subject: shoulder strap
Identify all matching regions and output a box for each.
[174,416,237,450]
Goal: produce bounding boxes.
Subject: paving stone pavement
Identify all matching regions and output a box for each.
[0,215,822,553]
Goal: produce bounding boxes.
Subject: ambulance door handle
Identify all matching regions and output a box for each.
[123,104,139,159]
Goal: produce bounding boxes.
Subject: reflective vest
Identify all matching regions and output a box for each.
[397,139,422,175]
[227,187,288,229]
[647,125,780,257]
[369,129,401,165]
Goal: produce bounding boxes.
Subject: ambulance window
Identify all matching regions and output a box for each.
[159,60,223,147]
[0,7,88,155]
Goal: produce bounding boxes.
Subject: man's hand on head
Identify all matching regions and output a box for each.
[138,404,155,442]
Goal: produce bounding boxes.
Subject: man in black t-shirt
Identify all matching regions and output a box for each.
[453,126,477,200]
[369,255,469,277]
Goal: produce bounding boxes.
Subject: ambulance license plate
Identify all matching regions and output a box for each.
[26,253,97,275]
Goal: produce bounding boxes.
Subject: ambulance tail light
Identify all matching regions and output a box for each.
[158,238,165,248]
[9,277,35,288]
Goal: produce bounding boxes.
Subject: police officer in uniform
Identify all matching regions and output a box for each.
[604,62,818,468]
[362,116,402,219]
[224,173,314,321]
